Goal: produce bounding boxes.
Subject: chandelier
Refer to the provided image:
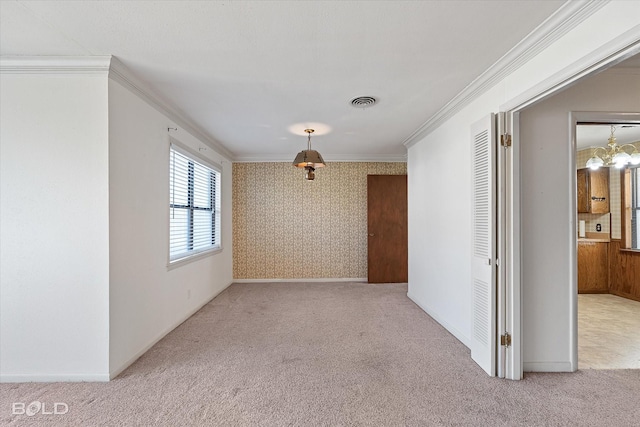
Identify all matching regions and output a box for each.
[586,125,640,170]
[293,129,326,180]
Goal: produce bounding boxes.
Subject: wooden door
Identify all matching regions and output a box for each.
[367,175,408,283]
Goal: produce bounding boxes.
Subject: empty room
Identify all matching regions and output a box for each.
[1,1,639,425]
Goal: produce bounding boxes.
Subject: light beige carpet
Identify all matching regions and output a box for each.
[1,282,639,426]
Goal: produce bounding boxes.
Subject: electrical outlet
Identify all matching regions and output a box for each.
[596,224,602,232]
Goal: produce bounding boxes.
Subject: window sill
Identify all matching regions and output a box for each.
[167,247,223,271]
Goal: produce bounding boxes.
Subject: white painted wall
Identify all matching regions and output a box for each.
[407,114,474,345]
[0,74,110,381]
[0,67,233,382]
[519,68,640,371]
[407,1,640,370]
[108,79,233,377]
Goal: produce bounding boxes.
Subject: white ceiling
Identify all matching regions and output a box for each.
[577,124,640,150]
[0,0,572,161]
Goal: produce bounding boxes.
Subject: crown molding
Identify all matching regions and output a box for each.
[108,57,235,160]
[0,55,235,160]
[402,0,608,149]
[500,28,640,113]
[233,153,407,163]
[0,56,111,74]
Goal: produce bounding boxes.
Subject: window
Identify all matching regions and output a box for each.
[622,166,640,250]
[169,143,221,263]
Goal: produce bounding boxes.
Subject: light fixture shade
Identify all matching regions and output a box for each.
[293,149,326,168]
[586,156,604,170]
[293,128,326,181]
[612,151,631,166]
[630,152,640,165]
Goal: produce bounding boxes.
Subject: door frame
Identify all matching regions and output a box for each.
[498,39,640,380]
[569,112,640,370]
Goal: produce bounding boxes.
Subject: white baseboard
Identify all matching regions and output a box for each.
[1,283,233,383]
[0,373,110,383]
[523,361,575,372]
[109,281,233,380]
[407,292,471,348]
[233,278,367,283]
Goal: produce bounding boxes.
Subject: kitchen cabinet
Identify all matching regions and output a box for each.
[577,168,609,213]
[577,241,609,293]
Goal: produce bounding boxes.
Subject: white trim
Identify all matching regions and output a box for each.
[109,281,232,380]
[0,56,111,74]
[167,247,223,271]
[407,292,471,348]
[170,137,222,173]
[523,362,574,372]
[233,278,367,283]
[568,112,640,125]
[568,113,579,374]
[507,111,523,381]
[0,373,110,383]
[500,29,640,113]
[108,56,235,160]
[402,1,608,148]
[497,112,508,379]
[234,154,407,163]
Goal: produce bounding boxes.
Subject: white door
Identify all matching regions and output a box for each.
[471,114,497,376]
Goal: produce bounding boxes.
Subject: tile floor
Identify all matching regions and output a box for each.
[578,293,640,369]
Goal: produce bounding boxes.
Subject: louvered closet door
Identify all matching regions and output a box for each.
[470,114,497,376]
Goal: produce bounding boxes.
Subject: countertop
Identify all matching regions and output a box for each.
[578,232,610,243]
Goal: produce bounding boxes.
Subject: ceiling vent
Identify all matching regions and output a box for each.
[350,96,377,108]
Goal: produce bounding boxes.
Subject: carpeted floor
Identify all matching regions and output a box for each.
[1,282,639,426]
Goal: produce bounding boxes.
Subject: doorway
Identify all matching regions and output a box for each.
[575,122,640,369]
[502,49,640,377]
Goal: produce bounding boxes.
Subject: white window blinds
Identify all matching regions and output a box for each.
[169,144,221,263]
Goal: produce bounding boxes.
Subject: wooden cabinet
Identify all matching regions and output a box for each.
[577,169,589,213]
[578,241,609,293]
[608,240,640,302]
[577,168,609,213]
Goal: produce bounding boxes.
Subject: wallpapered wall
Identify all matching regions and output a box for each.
[577,142,640,239]
[233,162,407,279]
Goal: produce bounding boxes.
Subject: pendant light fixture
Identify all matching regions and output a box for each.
[586,125,640,170]
[293,129,326,180]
